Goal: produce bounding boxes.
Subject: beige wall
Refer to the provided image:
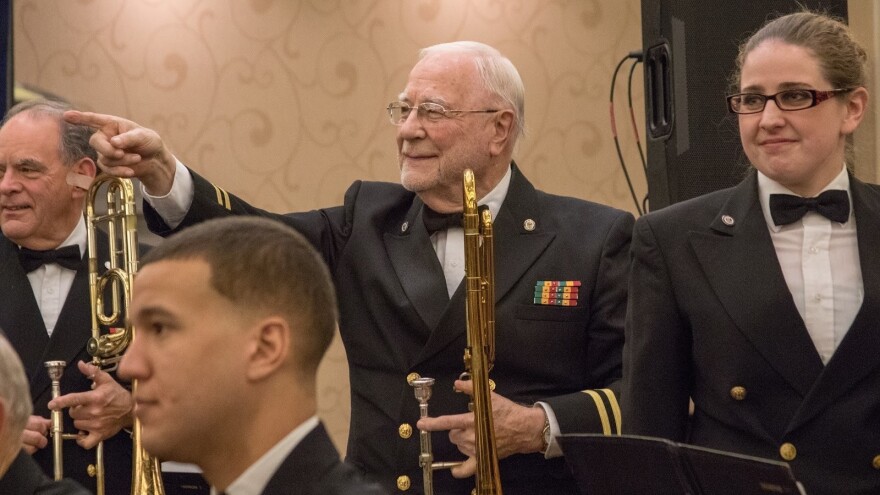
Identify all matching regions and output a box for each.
[12,0,877,453]
[849,0,879,182]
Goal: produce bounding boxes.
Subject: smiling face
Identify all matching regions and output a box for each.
[737,39,866,196]
[119,258,254,464]
[0,112,90,249]
[396,52,508,210]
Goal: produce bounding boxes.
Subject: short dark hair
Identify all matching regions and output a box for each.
[141,217,338,374]
[1,99,97,166]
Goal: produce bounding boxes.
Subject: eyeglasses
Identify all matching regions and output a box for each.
[386,101,499,125]
[726,88,854,114]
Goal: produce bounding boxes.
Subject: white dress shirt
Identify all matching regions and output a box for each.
[758,166,863,364]
[429,165,511,297]
[24,216,87,336]
[213,416,320,495]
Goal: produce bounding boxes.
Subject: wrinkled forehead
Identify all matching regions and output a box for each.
[0,112,63,162]
[400,52,486,106]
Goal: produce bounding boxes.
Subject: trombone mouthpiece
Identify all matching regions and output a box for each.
[45,361,67,381]
[411,377,436,403]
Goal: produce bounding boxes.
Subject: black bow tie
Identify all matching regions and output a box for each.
[423,207,463,234]
[769,190,850,226]
[18,245,82,272]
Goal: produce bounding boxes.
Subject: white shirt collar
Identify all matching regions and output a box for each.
[758,165,852,232]
[215,416,320,495]
[478,163,512,219]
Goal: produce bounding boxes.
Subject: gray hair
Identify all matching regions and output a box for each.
[1,98,97,166]
[420,41,526,143]
[0,333,33,471]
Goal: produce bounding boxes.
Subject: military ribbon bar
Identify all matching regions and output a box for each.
[533,280,581,306]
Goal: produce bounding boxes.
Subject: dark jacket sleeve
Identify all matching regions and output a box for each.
[620,214,692,440]
[542,210,633,436]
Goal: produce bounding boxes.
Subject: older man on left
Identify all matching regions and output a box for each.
[0,99,134,493]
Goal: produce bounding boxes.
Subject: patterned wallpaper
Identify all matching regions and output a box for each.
[15,0,876,454]
[13,0,646,451]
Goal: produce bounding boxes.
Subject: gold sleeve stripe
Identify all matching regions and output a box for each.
[583,390,612,436]
[598,388,621,434]
[212,184,231,210]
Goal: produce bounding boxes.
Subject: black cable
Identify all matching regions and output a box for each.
[627,57,650,212]
[627,59,647,176]
[610,51,644,216]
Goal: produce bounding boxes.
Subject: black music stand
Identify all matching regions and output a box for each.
[559,434,807,495]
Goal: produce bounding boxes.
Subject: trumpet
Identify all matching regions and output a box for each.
[46,174,165,495]
[410,168,503,495]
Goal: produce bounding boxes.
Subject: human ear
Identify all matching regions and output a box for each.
[72,156,97,179]
[488,110,515,157]
[69,157,98,199]
[245,317,290,382]
[841,86,869,135]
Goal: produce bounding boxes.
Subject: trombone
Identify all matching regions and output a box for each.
[410,169,503,495]
[46,175,165,495]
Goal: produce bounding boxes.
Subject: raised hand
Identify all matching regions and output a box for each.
[63,110,177,195]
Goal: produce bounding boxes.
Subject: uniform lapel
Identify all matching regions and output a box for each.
[30,229,102,401]
[260,424,322,495]
[688,175,823,397]
[789,177,880,429]
[30,256,91,401]
[22,227,104,402]
[490,167,556,303]
[384,197,451,333]
[413,165,554,365]
[0,235,51,381]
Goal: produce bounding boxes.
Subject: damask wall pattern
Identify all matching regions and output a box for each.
[14,0,646,451]
[13,0,880,456]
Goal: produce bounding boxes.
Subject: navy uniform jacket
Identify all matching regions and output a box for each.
[622,171,880,495]
[0,229,133,494]
[260,422,387,495]
[0,451,91,495]
[145,164,633,494]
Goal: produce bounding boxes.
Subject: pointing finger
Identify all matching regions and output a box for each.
[63,110,116,130]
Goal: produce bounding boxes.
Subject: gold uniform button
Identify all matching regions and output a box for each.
[872,455,880,470]
[399,423,413,439]
[489,379,496,391]
[397,475,411,491]
[406,372,420,385]
[730,386,747,401]
[779,443,797,461]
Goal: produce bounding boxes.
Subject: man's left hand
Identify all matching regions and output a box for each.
[416,379,546,478]
[47,360,133,449]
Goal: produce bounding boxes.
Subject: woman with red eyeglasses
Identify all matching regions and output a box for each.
[622,10,878,495]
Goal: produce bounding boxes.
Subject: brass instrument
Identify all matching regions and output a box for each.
[45,360,71,481]
[46,175,165,495]
[411,169,503,495]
